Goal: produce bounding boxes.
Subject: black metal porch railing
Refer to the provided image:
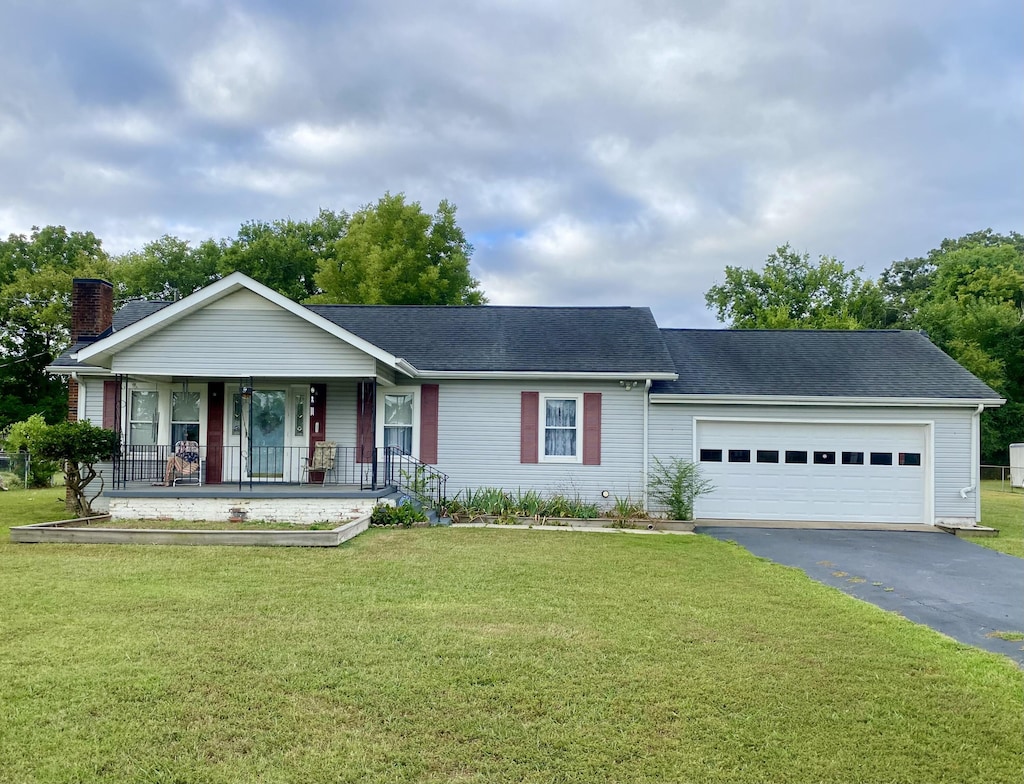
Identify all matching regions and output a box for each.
[114,444,394,491]
[382,445,449,511]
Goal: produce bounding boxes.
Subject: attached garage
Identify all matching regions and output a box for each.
[693,419,929,523]
[649,329,1005,526]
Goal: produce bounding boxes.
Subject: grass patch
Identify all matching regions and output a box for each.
[987,630,1024,642]
[976,480,1024,558]
[1,490,1022,782]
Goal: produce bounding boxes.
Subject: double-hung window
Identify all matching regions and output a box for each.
[171,390,200,445]
[541,395,581,462]
[129,390,159,446]
[383,393,414,454]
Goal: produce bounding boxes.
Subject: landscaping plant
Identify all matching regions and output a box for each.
[648,457,714,520]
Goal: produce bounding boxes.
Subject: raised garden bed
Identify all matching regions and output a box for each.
[10,514,370,547]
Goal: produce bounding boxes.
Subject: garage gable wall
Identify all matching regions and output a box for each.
[649,403,977,522]
[111,295,377,377]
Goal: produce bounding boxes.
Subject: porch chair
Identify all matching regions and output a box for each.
[300,441,337,485]
[169,441,203,487]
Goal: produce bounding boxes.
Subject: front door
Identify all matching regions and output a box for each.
[224,387,308,482]
[249,390,287,479]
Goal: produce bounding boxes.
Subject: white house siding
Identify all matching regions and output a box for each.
[324,381,358,447]
[82,376,105,425]
[648,403,978,522]
[433,380,647,506]
[110,308,377,378]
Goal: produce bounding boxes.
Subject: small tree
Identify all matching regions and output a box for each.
[648,457,714,521]
[33,421,117,516]
[1,413,60,487]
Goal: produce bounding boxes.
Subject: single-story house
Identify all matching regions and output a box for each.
[49,274,1003,525]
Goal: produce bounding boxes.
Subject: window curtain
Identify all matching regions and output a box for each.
[544,399,577,456]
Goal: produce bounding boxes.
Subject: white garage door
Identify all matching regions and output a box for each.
[694,420,928,524]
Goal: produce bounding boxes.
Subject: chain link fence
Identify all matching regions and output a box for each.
[980,465,1021,493]
[0,451,59,490]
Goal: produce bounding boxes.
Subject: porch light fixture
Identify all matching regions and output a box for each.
[240,386,253,399]
[619,380,638,390]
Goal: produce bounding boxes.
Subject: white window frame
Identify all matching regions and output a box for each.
[376,386,420,458]
[127,385,161,446]
[539,393,583,464]
[122,381,208,447]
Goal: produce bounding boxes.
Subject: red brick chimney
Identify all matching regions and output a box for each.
[71,278,114,344]
[68,279,114,422]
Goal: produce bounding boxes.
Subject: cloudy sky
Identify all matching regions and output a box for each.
[0,1,1020,326]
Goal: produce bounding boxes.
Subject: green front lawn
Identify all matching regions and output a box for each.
[2,491,1022,783]
[977,480,1024,558]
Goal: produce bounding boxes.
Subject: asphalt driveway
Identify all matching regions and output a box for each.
[697,527,1024,664]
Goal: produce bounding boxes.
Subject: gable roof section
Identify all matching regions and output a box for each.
[307,304,676,374]
[652,329,1002,402]
[71,273,405,371]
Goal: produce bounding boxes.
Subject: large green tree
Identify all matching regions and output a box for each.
[704,244,885,329]
[114,235,222,302]
[0,226,113,427]
[219,208,349,302]
[879,232,1024,463]
[312,194,485,305]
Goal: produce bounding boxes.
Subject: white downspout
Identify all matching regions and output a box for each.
[959,404,985,515]
[642,379,652,512]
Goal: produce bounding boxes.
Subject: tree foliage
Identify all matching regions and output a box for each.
[218,208,349,302]
[312,194,485,305]
[113,235,221,302]
[704,244,885,329]
[33,420,117,516]
[0,226,113,427]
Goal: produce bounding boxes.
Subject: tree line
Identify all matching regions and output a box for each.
[0,193,485,426]
[705,230,1024,463]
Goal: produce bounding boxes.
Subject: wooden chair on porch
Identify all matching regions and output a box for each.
[300,441,337,485]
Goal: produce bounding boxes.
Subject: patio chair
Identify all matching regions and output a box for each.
[300,441,337,485]
[168,441,203,487]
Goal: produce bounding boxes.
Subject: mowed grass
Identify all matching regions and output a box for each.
[976,480,1024,558]
[1,492,1023,783]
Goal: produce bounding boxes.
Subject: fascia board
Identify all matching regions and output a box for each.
[74,272,402,369]
[418,370,678,381]
[649,394,1006,408]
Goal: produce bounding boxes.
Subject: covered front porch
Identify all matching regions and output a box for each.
[100,374,447,519]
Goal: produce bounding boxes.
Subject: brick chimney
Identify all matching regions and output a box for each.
[71,278,113,344]
[68,279,114,423]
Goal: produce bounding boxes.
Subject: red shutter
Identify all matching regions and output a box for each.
[205,382,225,484]
[520,391,539,464]
[583,393,602,465]
[356,382,375,463]
[308,383,328,480]
[420,384,439,464]
[102,380,118,430]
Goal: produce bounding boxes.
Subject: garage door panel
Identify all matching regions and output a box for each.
[694,421,927,523]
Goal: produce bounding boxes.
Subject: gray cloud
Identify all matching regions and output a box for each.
[0,0,1020,327]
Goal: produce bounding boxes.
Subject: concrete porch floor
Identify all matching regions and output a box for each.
[108,482,398,500]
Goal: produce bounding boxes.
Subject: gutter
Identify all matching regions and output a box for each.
[642,379,652,512]
[959,403,985,502]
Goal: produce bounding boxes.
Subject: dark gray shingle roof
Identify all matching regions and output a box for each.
[113,300,171,330]
[652,329,1000,399]
[307,305,676,373]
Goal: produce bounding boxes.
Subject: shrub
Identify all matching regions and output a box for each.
[647,458,714,520]
[1,415,60,488]
[33,421,118,516]
[371,502,427,528]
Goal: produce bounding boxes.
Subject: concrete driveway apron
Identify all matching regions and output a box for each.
[696,527,1024,665]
